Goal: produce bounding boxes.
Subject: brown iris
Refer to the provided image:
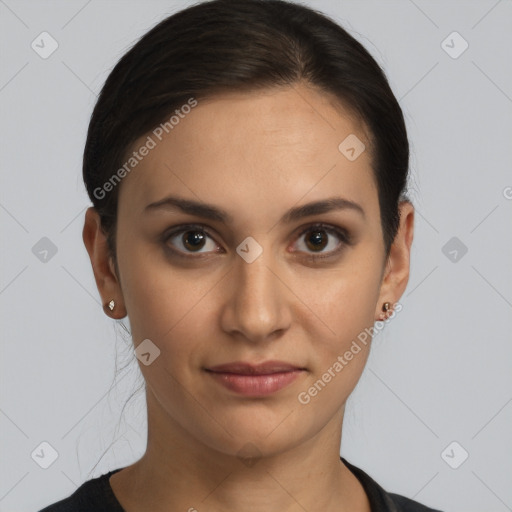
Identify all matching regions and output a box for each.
[305,229,328,252]
[182,230,206,251]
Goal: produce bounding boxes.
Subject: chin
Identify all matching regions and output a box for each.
[191,409,315,461]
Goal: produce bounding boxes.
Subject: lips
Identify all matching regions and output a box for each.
[206,360,305,375]
[205,361,306,396]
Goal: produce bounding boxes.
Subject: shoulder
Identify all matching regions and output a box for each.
[38,468,125,512]
[341,457,444,512]
[388,492,444,512]
[38,492,81,512]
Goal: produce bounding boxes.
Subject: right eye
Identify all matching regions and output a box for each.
[163,224,223,257]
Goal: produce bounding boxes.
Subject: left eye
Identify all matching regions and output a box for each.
[293,223,350,257]
[163,223,350,258]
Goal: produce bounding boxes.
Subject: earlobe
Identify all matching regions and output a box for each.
[82,207,127,319]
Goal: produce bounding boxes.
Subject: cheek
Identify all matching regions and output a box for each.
[295,272,380,411]
[307,251,382,327]
[124,272,208,345]
[116,235,187,341]
[117,240,221,376]
[300,250,383,374]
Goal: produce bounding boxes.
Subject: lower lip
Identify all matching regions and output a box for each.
[206,370,303,396]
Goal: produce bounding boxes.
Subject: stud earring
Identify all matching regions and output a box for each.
[107,299,115,311]
[379,301,392,321]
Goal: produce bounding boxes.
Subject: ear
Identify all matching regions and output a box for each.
[82,207,127,319]
[375,201,414,320]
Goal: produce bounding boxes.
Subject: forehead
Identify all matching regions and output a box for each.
[117,83,378,223]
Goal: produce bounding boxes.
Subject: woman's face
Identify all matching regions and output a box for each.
[92,83,410,459]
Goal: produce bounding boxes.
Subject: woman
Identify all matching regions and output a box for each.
[40,0,443,510]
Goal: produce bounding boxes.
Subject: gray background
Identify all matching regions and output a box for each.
[1,0,511,511]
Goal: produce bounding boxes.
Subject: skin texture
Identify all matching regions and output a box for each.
[83,82,414,512]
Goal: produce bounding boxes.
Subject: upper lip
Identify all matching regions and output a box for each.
[206,361,305,375]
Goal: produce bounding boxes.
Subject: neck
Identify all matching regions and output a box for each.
[109,393,371,512]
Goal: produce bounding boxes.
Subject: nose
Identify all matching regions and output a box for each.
[219,246,291,344]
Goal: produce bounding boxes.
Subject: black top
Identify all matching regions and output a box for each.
[38,457,443,512]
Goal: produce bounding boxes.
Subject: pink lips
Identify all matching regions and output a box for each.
[205,361,305,396]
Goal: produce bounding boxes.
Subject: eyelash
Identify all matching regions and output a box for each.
[162,222,352,261]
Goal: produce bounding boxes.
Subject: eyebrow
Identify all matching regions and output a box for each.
[144,194,365,223]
